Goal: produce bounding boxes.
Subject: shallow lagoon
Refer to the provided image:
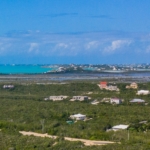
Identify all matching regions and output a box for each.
[0,64,55,74]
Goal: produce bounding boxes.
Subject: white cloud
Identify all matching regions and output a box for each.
[146,45,150,53]
[0,30,150,61]
[104,40,132,53]
[85,41,99,49]
[56,43,68,49]
[28,42,39,53]
[53,42,80,56]
[0,40,12,55]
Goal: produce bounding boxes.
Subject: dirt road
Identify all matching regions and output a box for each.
[19,131,115,146]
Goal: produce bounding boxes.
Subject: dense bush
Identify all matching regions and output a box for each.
[0,81,150,149]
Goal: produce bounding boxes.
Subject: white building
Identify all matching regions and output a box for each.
[111,124,129,131]
[106,85,119,91]
[44,97,49,101]
[126,82,138,89]
[101,98,111,103]
[98,82,119,91]
[130,99,145,103]
[110,98,122,104]
[71,96,88,101]
[70,114,86,120]
[3,85,14,89]
[91,100,99,105]
[48,96,68,101]
[137,90,150,95]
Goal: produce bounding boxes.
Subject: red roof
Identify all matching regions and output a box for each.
[100,82,107,85]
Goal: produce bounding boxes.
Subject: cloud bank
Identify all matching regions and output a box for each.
[0,30,150,63]
[104,40,132,53]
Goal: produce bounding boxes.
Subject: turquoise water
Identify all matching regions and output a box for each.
[0,65,54,74]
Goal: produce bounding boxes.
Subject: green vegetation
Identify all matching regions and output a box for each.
[1,81,150,149]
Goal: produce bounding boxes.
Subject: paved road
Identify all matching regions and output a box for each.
[19,131,115,146]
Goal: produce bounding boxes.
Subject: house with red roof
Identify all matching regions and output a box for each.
[99,81,107,89]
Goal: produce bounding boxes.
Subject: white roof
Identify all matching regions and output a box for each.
[91,101,99,105]
[112,124,129,129]
[130,99,145,102]
[73,114,86,117]
[131,82,137,84]
[138,90,149,92]
[111,98,120,100]
[73,96,88,97]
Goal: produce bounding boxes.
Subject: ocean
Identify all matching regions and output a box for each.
[0,65,150,79]
[0,64,55,74]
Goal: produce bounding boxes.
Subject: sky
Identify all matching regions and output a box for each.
[0,0,150,64]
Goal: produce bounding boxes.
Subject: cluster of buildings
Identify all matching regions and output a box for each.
[43,81,150,125]
[99,82,150,104]
[49,64,150,73]
[44,82,149,105]
[126,82,150,95]
[101,97,147,104]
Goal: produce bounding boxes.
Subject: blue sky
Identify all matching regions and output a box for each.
[0,0,150,64]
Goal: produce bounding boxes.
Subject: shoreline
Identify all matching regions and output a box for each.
[0,73,150,83]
